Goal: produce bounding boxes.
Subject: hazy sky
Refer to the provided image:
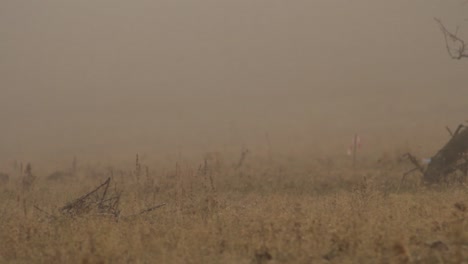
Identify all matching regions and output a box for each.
[1,0,467,161]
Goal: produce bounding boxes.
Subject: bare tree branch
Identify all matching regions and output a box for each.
[435,18,468,60]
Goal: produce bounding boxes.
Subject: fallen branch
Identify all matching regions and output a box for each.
[60,177,120,218]
[35,177,165,220]
[424,124,468,183]
[402,124,468,185]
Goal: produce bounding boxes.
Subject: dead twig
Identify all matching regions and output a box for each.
[399,154,425,191]
[33,205,57,220]
[402,153,424,174]
[235,148,249,169]
[446,126,454,137]
[435,18,468,60]
[123,203,167,218]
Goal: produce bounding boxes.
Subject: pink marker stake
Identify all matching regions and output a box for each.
[353,134,358,168]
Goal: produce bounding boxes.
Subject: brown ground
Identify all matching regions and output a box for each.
[1,147,467,264]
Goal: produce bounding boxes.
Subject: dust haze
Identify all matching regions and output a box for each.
[1,0,467,165]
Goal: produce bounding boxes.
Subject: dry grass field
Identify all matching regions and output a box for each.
[2,1,468,263]
[1,146,467,264]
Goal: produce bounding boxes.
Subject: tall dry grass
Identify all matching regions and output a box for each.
[0,149,467,264]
